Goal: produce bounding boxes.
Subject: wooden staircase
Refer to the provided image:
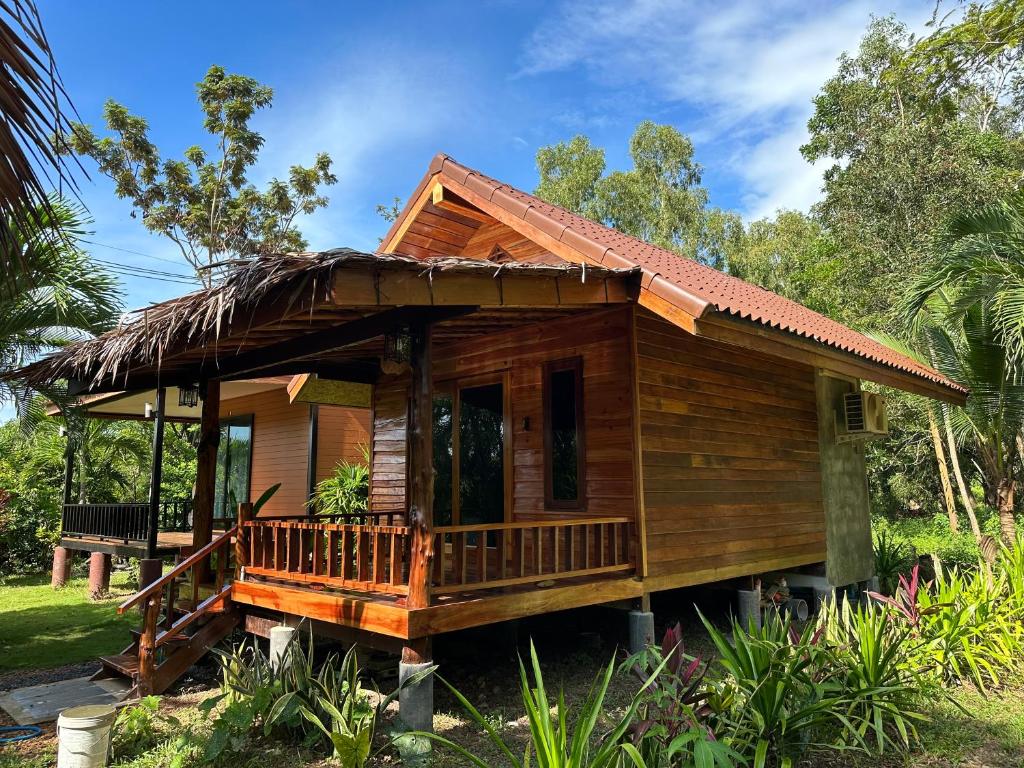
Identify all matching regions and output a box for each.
[94,522,243,697]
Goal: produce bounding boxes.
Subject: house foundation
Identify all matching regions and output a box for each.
[628,610,655,653]
[51,546,72,588]
[87,552,110,599]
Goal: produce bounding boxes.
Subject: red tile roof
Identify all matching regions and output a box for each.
[416,153,965,399]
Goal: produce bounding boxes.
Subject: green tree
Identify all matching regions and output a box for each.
[907,193,1024,542]
[535,121,741,268]
[802,15,1024,329]
[60,66,338,287]
[0,199,121,416]
[725,210,849,322]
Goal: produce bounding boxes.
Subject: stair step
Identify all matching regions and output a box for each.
[100,653,139,678]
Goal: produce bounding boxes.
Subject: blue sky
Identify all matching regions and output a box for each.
[42,0,928,310]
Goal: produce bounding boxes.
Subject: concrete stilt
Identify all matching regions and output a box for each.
[628,610,655,653]
[399,661,434,733]
[399,641,434,734]
[737,589,762,631]
[51,546,72,588]
[88,552,111,599]
[269,625,296,672]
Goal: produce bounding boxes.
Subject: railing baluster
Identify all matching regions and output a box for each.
[475,533,486,583]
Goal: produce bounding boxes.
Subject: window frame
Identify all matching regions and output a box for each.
[542,356,586,511]
[429,371,512,527]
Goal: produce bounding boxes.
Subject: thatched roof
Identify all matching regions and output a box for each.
[9,248,638,390]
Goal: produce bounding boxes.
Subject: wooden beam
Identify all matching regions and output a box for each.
[381,180,436,254]
[431,183,491,223]
[406,322,434,610]
[200,306,476,382]
[230,579,411,638]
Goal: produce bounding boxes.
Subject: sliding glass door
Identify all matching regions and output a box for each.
[214,415,253,520]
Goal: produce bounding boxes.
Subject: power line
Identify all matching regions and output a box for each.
[81,238,188,267]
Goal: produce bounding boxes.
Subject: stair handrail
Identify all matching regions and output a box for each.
[118,525,238,615]
[154,583,232,648]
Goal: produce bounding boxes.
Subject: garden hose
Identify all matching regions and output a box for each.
[0,725,42,743]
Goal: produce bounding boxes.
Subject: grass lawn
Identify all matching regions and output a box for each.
[0,570,137,672]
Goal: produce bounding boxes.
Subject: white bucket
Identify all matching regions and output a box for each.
[57,704,116,768]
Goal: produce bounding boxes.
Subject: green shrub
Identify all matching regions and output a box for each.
[621,623,740,767]
[111,696,181,761]
[424,640,666,768]
[203,628,422,766]
[309,459,369,518]
[873,530,914,595]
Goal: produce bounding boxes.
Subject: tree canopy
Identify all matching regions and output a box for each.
[60,66,338,287]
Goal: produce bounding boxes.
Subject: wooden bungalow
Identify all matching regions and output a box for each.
[11,154,966,725]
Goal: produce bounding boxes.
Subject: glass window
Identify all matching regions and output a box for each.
[214,415,253,519]
[545,359,584,508]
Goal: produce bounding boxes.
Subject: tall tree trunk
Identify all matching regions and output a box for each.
[943,408,981,540]
[928,407,959,533]
[997,477,1017,544]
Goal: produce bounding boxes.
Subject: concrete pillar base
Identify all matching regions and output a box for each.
[51,546,72,588]
[737,589,762,631]
[399,661,435,734]
[269,625,296,672]
[87,552,111,600]
[628,610,655,654]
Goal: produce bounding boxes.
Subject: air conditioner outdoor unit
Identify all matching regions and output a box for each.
[837,391,888,442]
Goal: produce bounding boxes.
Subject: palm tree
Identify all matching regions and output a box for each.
[907,193,1024,543]
[0,198,121,417]
[898,295,1024,543]
[0,1,80,284]
[907,192,1024,359]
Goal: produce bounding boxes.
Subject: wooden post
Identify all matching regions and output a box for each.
[235,502,252,578]
[146,387,167,559]
[137,592,161,696]
[192,380,220,581]
[61,432,75,506]
[406,322,434,610]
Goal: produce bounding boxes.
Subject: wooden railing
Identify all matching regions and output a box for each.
[118,522,238,694]
[243,518,411,595]
[62,500,193,542]
[240,515,634,601]
[431,517,634,595]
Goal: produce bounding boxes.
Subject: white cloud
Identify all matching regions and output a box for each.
[254,43,477,250]
[519,0,926,218]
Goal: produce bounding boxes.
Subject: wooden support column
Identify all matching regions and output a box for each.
[192,380,220,550]
[146,387,167,559]
[61,432,75,506]
[406,323,434,610]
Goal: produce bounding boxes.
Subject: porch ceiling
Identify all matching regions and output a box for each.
[12,249,639,395]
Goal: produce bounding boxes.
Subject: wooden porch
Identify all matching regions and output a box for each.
[231,515,639,639]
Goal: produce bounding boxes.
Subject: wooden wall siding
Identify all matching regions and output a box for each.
[366,307,637,525]
[220,387,312,518]
[460,220,564,265]
[315,406,371,484]
[370,377,409,518]
[635,309,827,590]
